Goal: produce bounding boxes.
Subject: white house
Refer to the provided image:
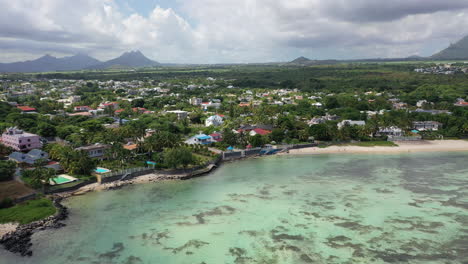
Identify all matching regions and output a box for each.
[205,115,224,127]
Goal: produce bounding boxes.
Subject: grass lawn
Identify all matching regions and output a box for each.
[0,181,36,201]
[0,198,56,224]
[349,141,398,147]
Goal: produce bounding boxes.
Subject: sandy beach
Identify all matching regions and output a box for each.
[284,140,468,155]
[63,172,189,197]
[0,223,19,238]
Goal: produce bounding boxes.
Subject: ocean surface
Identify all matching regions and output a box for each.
[1,152,467,264]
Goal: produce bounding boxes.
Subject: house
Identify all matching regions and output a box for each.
[17,106,37,113]
[205,115,224,127]
[249,128,272,136]
[76,143,110,159]
[190,97,202,106]
[99,102,119,110]
[412,121,442,131]
[337,120,366,129]
[416,100,429,107]
[185,134,213,145]
[237,124,273,134]
[376,127,403,137]
[8,149,49,165]
[210,133,223,142]
[1,127,42,151]
[392,102,408,110]
[454,99,468,107]
[74,106,92,112]
[312,102,323,108]
[412,109,452,115]
[201,102,221,111]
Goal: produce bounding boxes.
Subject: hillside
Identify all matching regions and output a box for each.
[88,51,160,70]
[0,54,101,73]
[432,35,468,60]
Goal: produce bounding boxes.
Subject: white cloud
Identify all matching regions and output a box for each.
[0,0,468,63]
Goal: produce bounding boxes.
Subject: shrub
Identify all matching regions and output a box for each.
[0,198,13,209]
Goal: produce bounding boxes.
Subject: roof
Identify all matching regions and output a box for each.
[196,134,211,140]
[123,143,138,150]
[17,106,36,111]
[252,128,271,135]
[76,144,111,151]
[9,149,48,165]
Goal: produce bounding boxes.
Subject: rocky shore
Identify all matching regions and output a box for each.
[0,163,220,257]
[0,197,68,257]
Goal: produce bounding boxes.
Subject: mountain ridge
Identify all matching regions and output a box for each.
[86,50,160,70]
[0,51,160,73]
[431,35,468,60]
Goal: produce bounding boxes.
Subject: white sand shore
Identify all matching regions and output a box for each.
[284,140,468,155]
[63,172,188,197]
[0,223,19,238]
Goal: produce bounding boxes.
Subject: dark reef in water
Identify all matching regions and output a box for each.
[0,196,69,257]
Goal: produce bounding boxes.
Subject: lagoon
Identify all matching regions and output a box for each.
[1,152,467,263]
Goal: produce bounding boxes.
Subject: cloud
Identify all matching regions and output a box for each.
[1,0,468,63]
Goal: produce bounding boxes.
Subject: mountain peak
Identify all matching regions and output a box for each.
[87,50,160,70]
[289,56,312,65]
[432,35,468,60]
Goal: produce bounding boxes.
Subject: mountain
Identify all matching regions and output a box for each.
[0,54,101,73]
[288,56,339,66]
[432,35,468,60]
[289,56,312,65]
[88,51,160,70]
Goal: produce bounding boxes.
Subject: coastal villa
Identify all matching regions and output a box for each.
[1,127,42,151]
[9,149,48,165]
[337,120,366,129]
[76,143,111,159]
[307,114,339,126]
[237,125,273,134]
[376,126,403,137]
[210,133,223,142]
[205,115,224,127]
[412,121,443,131]
[185,134,213,145]
[249,128,272,136]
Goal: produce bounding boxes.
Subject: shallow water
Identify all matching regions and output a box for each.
[1,152,467,264]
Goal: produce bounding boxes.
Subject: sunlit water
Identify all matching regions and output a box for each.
[1,153,467,264]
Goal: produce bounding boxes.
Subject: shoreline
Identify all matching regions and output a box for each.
[282,140,468,155]
[2,140,468,256]
[0,168,217,256]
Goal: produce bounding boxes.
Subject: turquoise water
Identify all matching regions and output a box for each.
[95,168,111,173]
[51,176,74,185]
[1,152,467,263]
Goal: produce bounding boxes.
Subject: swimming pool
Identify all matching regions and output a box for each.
[50,175,77,185]
[95,167,111,174]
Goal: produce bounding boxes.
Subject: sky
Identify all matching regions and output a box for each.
[1,0,468,64]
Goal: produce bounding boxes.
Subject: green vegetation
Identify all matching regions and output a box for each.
[348,141,398,147]
[0,160,16,181]
[0,198,56,224]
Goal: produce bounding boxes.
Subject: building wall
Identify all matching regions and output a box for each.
[1,134,42,151]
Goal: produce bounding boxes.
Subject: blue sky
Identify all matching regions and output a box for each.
[0,0,467,63]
